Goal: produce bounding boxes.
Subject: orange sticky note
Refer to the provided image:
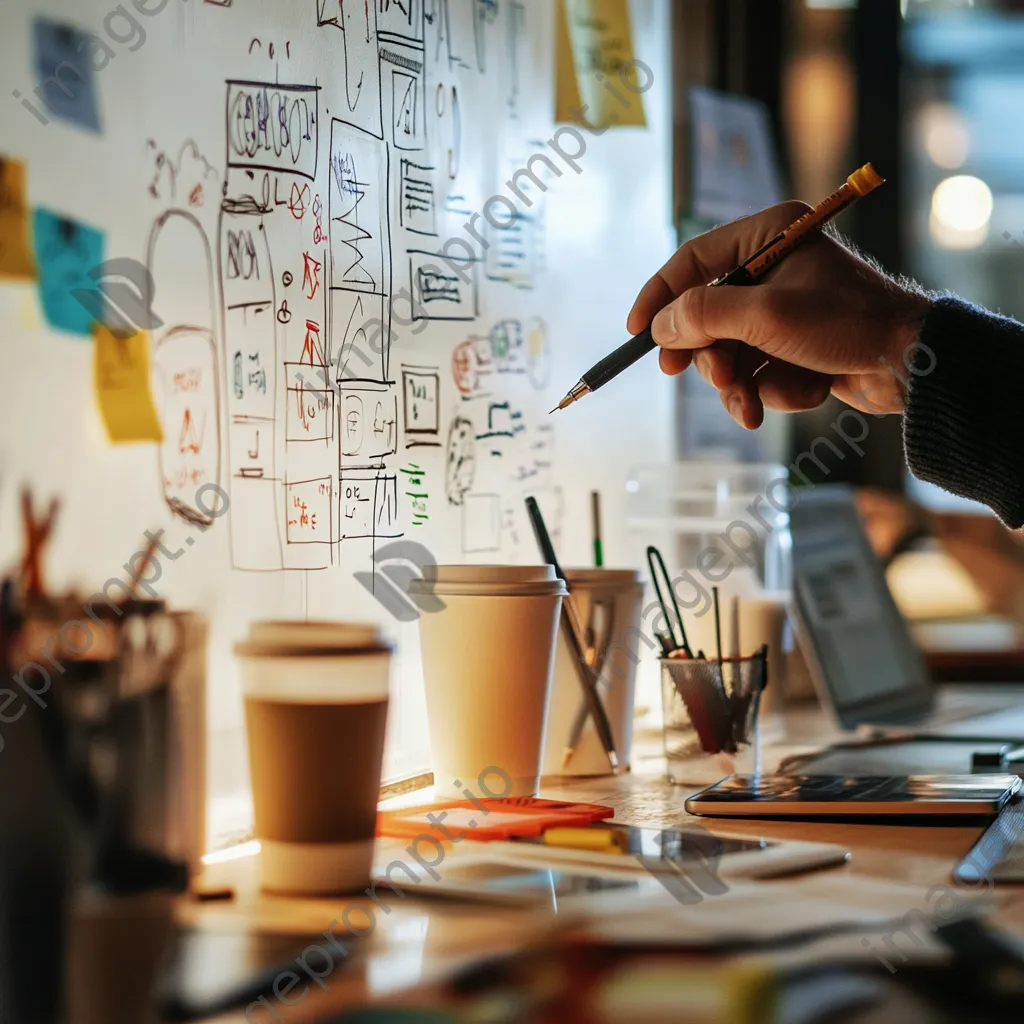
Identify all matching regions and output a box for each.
[0,158,37,280]
[93,325,164,444]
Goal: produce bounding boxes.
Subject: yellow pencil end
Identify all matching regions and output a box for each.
[847,163,884,196]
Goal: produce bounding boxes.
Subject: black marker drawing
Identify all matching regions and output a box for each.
[408,248,479,321]
[377,0,425,43]
[317,0,384,139]
[445,415,476,506]
[340,383,399,467]
[401,365,441,446]
[226,81,319,181]
[381,38,427,151]
[399,159,437,235]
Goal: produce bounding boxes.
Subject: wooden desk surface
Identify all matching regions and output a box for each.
[184,713,1024,1022]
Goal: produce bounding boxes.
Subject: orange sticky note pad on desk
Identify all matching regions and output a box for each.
[93,325,164,444]
[378,797,615,842]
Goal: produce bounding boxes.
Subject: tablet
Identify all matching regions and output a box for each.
[372,857,656,908]
[684,774,1022,819]
[491,824,850,879]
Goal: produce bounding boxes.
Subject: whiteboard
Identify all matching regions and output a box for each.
[0,0,674,844]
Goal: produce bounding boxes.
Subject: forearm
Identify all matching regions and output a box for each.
[903,296,1024,529]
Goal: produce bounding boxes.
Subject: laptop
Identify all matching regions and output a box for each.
[788,484,1024,741]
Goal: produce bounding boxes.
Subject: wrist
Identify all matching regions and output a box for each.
[886,289,932,400]
[889,290,932,369]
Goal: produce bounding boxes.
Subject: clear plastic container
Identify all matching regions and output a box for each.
[661,650,766,786]
[626,462,792,594]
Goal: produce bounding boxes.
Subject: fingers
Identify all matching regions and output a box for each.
[753,360,832,412]
[694,348,832,429]
[658,348,692,376]
[652,283,786,355]
[627,201,810,334]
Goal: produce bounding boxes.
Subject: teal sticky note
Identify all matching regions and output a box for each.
[33,208,104,336]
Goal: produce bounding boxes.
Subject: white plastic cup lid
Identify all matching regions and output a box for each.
[409,564,567,597]
[235,620,392,657]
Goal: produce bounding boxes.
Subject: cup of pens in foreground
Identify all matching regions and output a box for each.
[660,645,768,786]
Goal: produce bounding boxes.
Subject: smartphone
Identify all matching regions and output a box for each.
[685,774,1022,819]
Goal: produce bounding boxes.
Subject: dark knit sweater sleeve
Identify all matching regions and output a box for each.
[904,295,1024,528]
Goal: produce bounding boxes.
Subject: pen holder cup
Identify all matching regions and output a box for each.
[660,647,767,786]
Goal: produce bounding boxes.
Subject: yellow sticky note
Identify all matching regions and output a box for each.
[561,0,647,129]
[555,0,584,124]
[0,158,37,280]
[93,325,164,444]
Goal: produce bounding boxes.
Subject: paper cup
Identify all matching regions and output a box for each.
[236,621,393,895]
[542,568,643,776]
[410,565,566,798]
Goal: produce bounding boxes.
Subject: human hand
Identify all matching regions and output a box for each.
[627,202,932,428]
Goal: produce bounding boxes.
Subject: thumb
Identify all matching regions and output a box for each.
[652,284,792,358]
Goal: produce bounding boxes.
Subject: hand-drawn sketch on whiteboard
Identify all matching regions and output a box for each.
[226,81,319,182]
[219,194,282,569]
[401,365,441,448]
[153,326,221,527]
[381,38,427,152]
[450,318,548,397]
[147,139,219,209]
[398,159,437,236]
[285,476,333,548]
[505,0,525,119]
[444,0,496,73]
[340,383,399,469]
[316,0,384,140]
[146,202,221,528]
[340,469,401,541]
[329,119,393,381]
[484,213,538,290]
[408,248,479,321]
[445,415,476,505]
[378,0,425,43]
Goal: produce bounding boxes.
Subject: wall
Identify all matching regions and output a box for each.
[0,0,674,845]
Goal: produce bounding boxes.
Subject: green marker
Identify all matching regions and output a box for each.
[591,490,604,568]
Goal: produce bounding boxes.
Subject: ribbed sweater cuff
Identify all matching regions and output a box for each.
[904,296,1024,528]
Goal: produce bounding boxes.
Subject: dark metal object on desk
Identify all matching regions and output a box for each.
[0,591,190,1021]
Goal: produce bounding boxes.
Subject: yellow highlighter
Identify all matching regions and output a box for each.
[542,826,628,854]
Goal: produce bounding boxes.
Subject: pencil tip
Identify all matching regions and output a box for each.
[549,406,560,415]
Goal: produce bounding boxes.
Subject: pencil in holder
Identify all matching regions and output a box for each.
[660,645,767,786]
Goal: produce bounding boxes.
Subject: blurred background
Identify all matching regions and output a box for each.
[666,0,1024,648]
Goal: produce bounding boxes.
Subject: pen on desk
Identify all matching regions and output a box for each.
[524,497,618,772]
[590,490,603,568]
[126,528,163,600]
[550,162,884,412]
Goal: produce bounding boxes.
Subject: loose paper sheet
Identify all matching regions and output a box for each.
[93,324,164,444]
